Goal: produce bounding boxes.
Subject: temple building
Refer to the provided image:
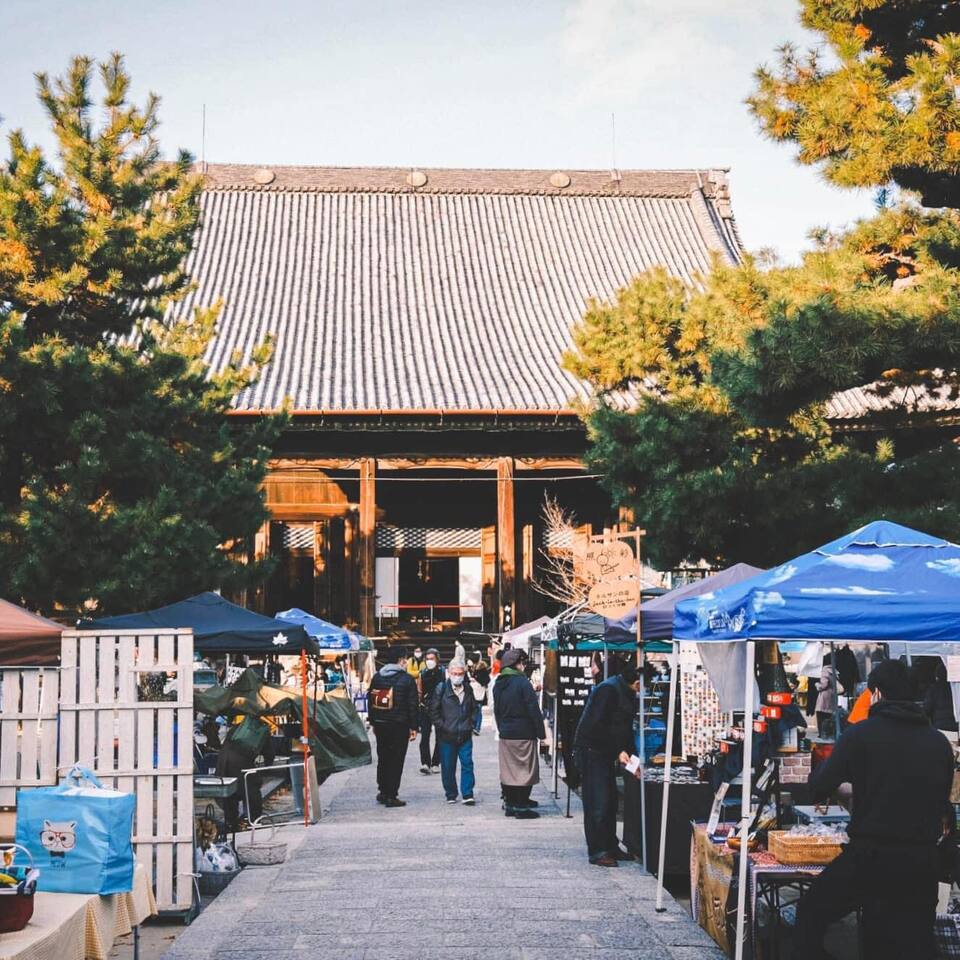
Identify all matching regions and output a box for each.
[176,164,743,638]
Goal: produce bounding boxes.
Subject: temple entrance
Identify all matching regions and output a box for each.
[399,556,459,624]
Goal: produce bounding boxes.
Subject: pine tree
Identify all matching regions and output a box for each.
[0,54,281,615]
[748,1,960,207]
[565,206,960,569]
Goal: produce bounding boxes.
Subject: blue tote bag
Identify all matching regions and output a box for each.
[15,766,136,895]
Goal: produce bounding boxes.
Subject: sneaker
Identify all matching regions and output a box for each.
[462,796,475,805]
[590,855,619,868]
[446,797,458,804]
[384,797,407,808]
[431,766,440,774]
[513,808,540,820]
[419,764,430,775]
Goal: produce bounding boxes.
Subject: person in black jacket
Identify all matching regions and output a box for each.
[574,661,641,867]
[493,649,546,820]
[795,659,953,960]
[924,660,958,733]
[368,646,419,807]
[417,649,444,774]
[429,658,477,804]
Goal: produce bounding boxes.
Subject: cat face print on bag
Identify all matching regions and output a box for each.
[40,820,77,860]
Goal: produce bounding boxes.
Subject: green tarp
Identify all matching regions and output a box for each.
[195,669,371,775]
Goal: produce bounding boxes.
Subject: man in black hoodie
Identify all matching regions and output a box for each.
[368,646,420,807]
[574,661,641,867]
[795,659,953,960]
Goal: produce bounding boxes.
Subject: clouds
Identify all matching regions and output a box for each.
[559,0,778,104]
[800,586,896,596]
[825,554,895,573]
[927,559,960,579]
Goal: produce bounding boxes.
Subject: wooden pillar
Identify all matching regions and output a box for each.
[496,457,516,630]
[313,520,330,619]
[250,520,271,612]
[343,513,358,630]
[359,458,377,636]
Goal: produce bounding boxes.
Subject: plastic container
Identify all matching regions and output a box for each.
[0,844,39,934]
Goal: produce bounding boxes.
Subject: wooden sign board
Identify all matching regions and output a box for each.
[574,539,635,584]
[588,578,639,619]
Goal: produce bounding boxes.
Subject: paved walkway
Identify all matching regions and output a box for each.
[164,718,721,960]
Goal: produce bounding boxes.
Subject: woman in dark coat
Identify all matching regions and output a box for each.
[924,661,958,732]
[493,649,546,820]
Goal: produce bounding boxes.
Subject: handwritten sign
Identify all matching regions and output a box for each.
[588,578,639,619]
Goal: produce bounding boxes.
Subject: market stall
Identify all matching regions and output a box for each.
[84,592,317,657]
[669,520,960,960]
[616,565,764,875]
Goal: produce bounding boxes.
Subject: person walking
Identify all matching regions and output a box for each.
[368,646,419,807]
[429,658,477,804]
[407,646,426,681]
[815,653,838,738]
[418,648,444,774]
[493,649,546,820]
[467,652,490,735]
[795,660,953,960]
[574,661,642,867]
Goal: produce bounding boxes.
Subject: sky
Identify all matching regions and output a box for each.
[0,0,875,261]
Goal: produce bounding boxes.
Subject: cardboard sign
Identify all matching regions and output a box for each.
[587,578,639,619]
[706,782,730,836]
[574,539,636,584]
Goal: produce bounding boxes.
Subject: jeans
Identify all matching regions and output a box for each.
[419,709,441,766]
[795,842,938,960]
[372,722,410,799]
[474,704,483,733]
[438,738,475,800]
[579,746,618,859]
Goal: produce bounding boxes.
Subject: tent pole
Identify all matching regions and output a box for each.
[655,639,679,911]
[301,650,310,827]
[734,640,756,960]
[635,530,647,871]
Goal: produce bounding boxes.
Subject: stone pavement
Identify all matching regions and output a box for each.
[163,716,721,960]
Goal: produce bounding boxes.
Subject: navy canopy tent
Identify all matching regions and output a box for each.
[605,563,764,644]
[85,592,317,656]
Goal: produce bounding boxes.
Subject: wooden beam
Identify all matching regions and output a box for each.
[250,521,270,613]
[496,457,516,630]
[359,458,377,636]
[268,456,585,472]
[264,504,356,520]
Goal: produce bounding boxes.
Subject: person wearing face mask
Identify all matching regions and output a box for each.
[407,646,426,681]
[795,659,953,960]
[429,658,477,804]
[418,648,444,774]
[573,661,642,867]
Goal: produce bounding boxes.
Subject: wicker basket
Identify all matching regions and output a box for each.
[197,868,240,896]
[767,830,844,865]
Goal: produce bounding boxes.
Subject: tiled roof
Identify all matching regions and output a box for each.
[824,382,960,422]
[173,164,741,413]
[177,166,956,426]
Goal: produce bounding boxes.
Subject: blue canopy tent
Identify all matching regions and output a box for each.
[274,608,373,652]
[604,563,764,645]
[658,521,960,958]
[85,592,318,657]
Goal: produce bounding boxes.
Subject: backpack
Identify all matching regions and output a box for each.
[370,685,395,712]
